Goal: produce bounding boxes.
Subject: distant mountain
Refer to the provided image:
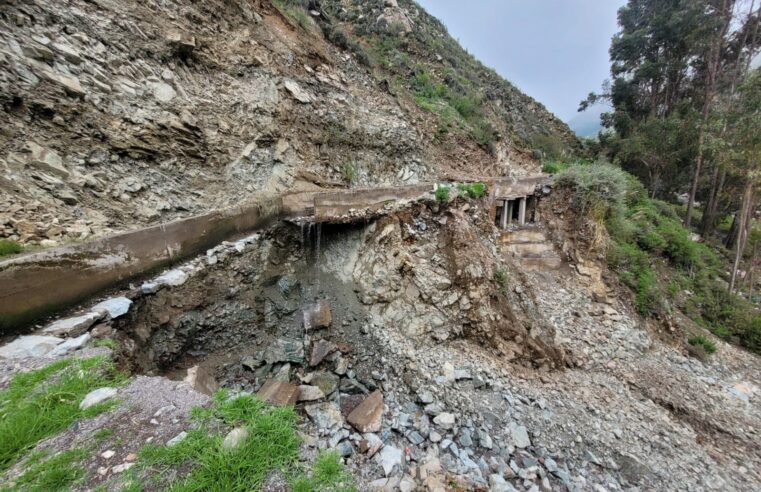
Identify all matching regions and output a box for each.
[568,104,607,138]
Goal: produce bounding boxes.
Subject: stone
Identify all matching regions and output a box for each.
[112,463,134,473]
[48,333,91,357]
[26,142,69,178]
[257,379,300,406]
[93,297,132,319]
[298,385,325,401]
[417,389,434,404]
[43,311,103,336]
[305,402,343,430]
[184,365,219,395]
[155,269,188,287]
[311,371,339,396]
[51,42,82,64]
[23,43,55,61]
[101,450,115,459]
[429,431,442,443]
[166,30,196,53]
[399,475,416,492]
[80,387,118,410]
[264,338,304,364]
[221,427,249,451]
[310,339,336,366]
[433,412,455,430]
[34,67,86,97]
[378,445,403,476]
[284,79,313,103]
[167,431,187,446]
[0,335,64,359]
[347,390,383,433]
[141,282,160,294]
[303,301,332,330]
[336,440,354,457]
[407,430,425,445]
[510,424,531,449]
[490,474,518,492]
[272,363,291,382]
[153,82,176,103]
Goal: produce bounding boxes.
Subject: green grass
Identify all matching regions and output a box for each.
[0,356,126,474]
[688,335,717,354]
[542,160,569,174]
[435,186,450,203]
[91,338,118,350]
[134,391,355,491]
[0,239,22,257]
[340,162,357,185]
[7,448,89,492]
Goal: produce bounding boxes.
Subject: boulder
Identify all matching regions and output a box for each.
[184,365,219,395]
[347,390,383,433]
[298,385,325,402]
[48,333,91,357]
[433,412,455,430]
[310,371,339,396]
[304,402,343,430]
[26,142,69,178]
[257,379,300,406]
[378,445,403,476]
[303,301,332,330]
[93,297,132,319]
[310,339,336,366]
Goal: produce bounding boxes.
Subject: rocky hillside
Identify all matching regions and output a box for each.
[0,0,575,247]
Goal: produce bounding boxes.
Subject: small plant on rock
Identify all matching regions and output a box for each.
[457,182,487,199]
[435,186,450,202]
[340,162,358,185]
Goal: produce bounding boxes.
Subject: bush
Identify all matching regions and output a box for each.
[435,186,450,202]
[457,182,486,199]
[341,162,357,184]
[0,239,22,257]
[555,163,631,220]
[542,161,568,174]
[688,335,717,354]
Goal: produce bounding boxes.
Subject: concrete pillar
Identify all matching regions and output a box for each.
[518,197,526,225]
[507,200,514,226]
[500,200,508,229]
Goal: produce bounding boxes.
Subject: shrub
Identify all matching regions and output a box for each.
[435,186,450,202]
[341,162,357,184]
[555,163,631,220]
[457,182,486,199]
[542,161,568,174]
[0,239,22,257]
[688,335,717,354]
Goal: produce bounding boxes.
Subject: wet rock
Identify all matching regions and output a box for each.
[303,301,332,330]
[433,412,455,430]
[0,335,64,359]
[183,365,219,395]
[347,390,383,433]
[305,402,343,430]
[264,338,304,364]
[310,339,336,366]
[257,379,300,406]
[222,427,249,451]
[378,445,403,476]
[48,333,91,357]
[310,371,339,396]
[298,385,325,402]
[92,297,132,319]
[80,387,118,410]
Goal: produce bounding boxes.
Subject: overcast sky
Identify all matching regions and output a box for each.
[415,0,626,121]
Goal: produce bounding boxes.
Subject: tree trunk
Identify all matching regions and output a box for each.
[701,164,721,236]
[730,180,754,293]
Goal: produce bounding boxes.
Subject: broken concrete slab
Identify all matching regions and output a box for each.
[310,339,336,366]
[0,335,64,359]
[303,301,332,331]
[257,379,300,406]
[93,297,132,319]
[347,390,383,433]
[42,311,103,336]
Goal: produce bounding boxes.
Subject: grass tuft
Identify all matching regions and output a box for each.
[0,356,125,474]
[0,239,22,257]
[434,186,450,203]
[688,335,717,354]
[10,448,89,491]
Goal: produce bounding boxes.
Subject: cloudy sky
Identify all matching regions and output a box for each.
[415,0,626,122]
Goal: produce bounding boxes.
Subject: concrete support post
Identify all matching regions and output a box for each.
[507,200,514,226]
[518,197,526,225]
[500,200,508,229]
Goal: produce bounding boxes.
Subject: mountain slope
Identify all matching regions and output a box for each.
[0,0,576,247]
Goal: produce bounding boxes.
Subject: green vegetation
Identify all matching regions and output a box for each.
[135,390,355,491]
[340,162,358,185]
[273,0,313,31]
[92,338,118,350]
[457,182,487,199]
[0,356,125,474]
[0,239,22,257]
[9,448,89,492]
[555,161,761,354]
[292,451,356,492]
[434,186,450,203]
[688,335,717,354]
[542,160,569,174]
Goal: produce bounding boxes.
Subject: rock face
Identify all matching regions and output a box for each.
[256,379,300,407]
[347,390,383,432]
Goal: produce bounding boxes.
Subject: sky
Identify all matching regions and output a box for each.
[415,0,627,122]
